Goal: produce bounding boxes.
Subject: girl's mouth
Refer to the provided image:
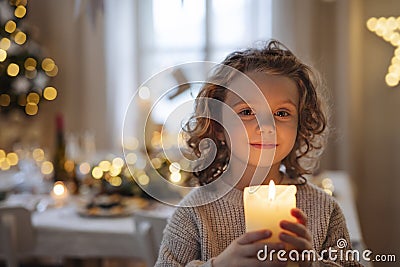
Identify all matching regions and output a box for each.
[250,143,278,149]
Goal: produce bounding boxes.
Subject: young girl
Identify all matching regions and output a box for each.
[155,40,362,267]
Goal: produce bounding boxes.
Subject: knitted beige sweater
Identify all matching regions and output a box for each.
[155,177,363,267]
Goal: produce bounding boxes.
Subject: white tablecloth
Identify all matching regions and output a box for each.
[2,172,365,262]
[2,194,174,259]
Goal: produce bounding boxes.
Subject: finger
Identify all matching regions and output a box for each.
[279,232,312,250]
[238,242,285,258]
[237,230,271,245]
[241,241,285,258]
[240,242,270,257]
[264,242,286,251]
[291,208,307,226]
[280,221,311,240]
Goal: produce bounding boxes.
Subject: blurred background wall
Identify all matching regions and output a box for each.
[1,0,399,264]
[272,0,400,260]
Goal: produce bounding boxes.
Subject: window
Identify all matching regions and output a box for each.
[105,0,272,147]
[139,0,272,82]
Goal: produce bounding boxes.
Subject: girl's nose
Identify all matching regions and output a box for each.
[256,123,275,134]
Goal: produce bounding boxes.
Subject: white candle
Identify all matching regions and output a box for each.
[244,180,297,243]
[50,181,69,206]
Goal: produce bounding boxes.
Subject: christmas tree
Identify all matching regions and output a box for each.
[0,0,58,116]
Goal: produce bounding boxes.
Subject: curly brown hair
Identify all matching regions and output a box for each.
[184,40,328,185]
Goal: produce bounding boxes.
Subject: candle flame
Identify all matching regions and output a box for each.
[268,180,276,201]
[53,181,66,196]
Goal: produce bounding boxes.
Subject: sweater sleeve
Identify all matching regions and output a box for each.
[155,207,212,267]
[316,200,364,267]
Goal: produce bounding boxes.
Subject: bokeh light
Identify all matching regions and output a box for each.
[367,16,400,87]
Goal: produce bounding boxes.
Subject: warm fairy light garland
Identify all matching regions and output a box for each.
[367,16,400,87]
[0,0,59,116]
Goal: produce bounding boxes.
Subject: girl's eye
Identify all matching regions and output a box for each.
[274,110,290,117]
[238,109,255,116]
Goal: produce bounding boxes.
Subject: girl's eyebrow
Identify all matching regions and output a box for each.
[279,99,298,108]
[232,99,297,108]
[230,98,298,108]
[231,100,247,107]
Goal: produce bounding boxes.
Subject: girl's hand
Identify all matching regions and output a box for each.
[279,208,313,267]
[213,230,287,267]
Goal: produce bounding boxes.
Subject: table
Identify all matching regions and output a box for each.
[2,171,368,266]
[1,194,175,265]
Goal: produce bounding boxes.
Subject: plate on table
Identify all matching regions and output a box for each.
[76,194,149,217]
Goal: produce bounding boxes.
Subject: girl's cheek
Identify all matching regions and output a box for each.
[275,120,297,130]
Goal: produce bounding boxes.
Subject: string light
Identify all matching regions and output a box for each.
[24,57,37,70]
[79,162,91,175]
[7,63,19,76]
[169,162,181,173]
[11,0,28,7]
[123,136,139,150]
[41,58,55,72]
[138,174,150,185]
[0,151,19,170]
[41,161,54,175]
[367,16,400,87]
[109,165,122,177]
[32,148,45,161]
[0,147,52,173]
[14,31,27,45]
[98,160,111,172]
[112,157,125,169]
[0,49,7,62]
[110,176,122,186]
[27,92,40,104]
[43,86,57,100]
[92,167,103,179]
[0,94,11,106]
[0,160,10,171]
[138,86,151,100]
[14,5,27,18]
[0,3,59,116]
[25,102,38,115]
[5,21,17,34]
[126,152,138,165]
[45,64,58,77]
[170,172,182,183]
[0,38,11,50]
[6,152,18,166]
[64,160,75,173]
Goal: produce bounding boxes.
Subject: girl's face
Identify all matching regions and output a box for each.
[222,72,299,169]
